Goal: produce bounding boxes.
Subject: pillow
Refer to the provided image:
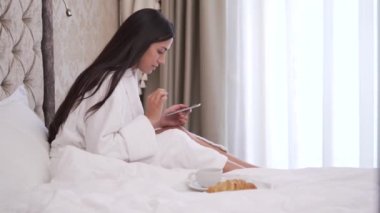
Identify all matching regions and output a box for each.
[0,85,50,199]
[0,84,29,106]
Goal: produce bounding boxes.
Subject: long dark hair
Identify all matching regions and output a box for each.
[48,9,174,143]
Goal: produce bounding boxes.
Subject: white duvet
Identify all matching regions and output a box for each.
[3,146,378,213]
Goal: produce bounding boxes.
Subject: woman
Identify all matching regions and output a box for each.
[49,8,256,172]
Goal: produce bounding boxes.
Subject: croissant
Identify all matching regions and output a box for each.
[207,179,257,193]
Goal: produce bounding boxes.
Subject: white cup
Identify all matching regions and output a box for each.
[189,168,222,187]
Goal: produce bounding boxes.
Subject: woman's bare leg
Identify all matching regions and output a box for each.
[205,145,258,169]
[223,160,245,172]
[223,153,258,168]
[157,127,259,170]
[178,127,259,169]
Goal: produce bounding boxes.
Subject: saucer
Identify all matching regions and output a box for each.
[187,179,208,192]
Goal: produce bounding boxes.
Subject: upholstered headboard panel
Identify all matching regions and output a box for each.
[0,0,54,125]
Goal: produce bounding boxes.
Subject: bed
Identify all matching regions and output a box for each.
[0,1,378,212]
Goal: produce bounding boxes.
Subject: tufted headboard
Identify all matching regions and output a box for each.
[0,0,54,126]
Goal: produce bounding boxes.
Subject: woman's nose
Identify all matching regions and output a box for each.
[158,55,166,64]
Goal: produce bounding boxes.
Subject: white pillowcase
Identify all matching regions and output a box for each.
[0,85,50,199]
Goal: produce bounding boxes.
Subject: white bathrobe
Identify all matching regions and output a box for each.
[50,69,227,170]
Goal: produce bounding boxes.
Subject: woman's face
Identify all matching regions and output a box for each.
[137,38,173,74]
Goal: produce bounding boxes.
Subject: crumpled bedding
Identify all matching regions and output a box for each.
[3,146,378,213]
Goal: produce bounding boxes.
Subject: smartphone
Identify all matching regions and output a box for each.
[166,103,202,116]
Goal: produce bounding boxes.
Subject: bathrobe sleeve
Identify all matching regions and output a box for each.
[83,82,157,162]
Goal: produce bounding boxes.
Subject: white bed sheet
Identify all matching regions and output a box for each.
[3,146,378,213]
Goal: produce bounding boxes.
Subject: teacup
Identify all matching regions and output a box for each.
[189,168,222,187]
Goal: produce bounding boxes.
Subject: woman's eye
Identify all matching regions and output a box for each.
[158,49,165,54]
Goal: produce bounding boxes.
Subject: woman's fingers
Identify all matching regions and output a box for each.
[164,109,189,127]
[165,104,187,114]
[148,88,167,104]
[145,88,168,128]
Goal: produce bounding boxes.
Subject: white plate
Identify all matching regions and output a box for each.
[187,177,272,192]
[187,179,208,192]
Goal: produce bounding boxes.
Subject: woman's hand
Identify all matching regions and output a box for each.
[145,88,168,128]
[159,104,190,128]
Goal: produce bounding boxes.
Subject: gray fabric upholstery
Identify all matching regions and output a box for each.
[0,0,54,125]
